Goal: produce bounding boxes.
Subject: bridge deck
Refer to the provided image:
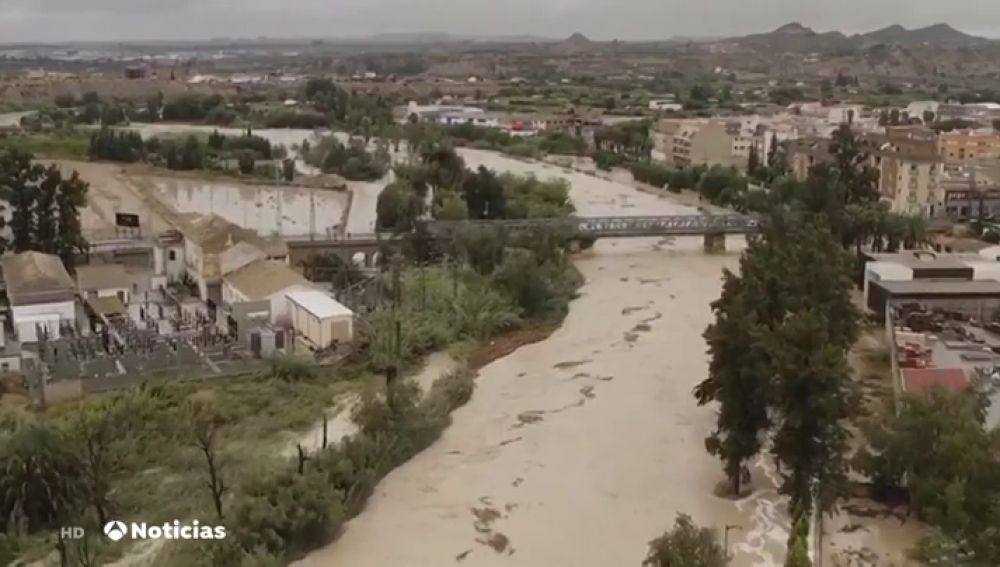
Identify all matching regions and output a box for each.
[86,215,759,254]
[428,214,760,237]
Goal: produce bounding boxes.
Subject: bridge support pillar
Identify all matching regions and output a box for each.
[703,232,726,254]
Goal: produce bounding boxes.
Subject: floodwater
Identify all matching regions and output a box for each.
[293,151,790,567]
[0,111,34,128]
[121,123,383,236]
[152,176,350,238]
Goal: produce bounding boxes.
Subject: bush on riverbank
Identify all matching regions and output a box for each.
[420,122,588,161]
[306,136,389,181]
[88,127,145,162]
[0,364,361,565]
[361,268,522,371]
[222,367,477,564]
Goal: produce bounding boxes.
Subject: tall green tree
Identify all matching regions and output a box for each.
[695,272,771,495]
[1,150,89,262]
[461,165,506,219]
[0,149,41,253]
[55,170,89,267]
[747,144,760,177]
[829,124,879,207]
[855,389,1000,563]
[34,165,61,253]
[768,309,853,514]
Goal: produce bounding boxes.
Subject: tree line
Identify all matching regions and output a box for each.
[0,149,89,265]
[375,142,574,233]
[693,124,996,566]
[88,127,295,181]
[304,135,390,181]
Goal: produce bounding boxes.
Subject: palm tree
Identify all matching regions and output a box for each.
[0,424,84,534]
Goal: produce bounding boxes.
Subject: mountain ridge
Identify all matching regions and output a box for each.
[735,22,989,51]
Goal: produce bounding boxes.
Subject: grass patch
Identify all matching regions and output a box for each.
[0,131,90,159]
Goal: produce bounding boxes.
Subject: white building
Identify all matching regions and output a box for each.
[649,100,683,111]
[1,252,76,343]
[221,259,315,326]
[286,289,354,347]
[174,213,287,303]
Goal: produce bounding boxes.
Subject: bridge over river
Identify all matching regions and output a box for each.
[283,214,760,265]
[85,214,759,265]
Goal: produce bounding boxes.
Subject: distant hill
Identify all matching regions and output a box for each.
[733,22,989,52]
[737,22,852,52]
[552,32,595,54]
[857,23,987,47]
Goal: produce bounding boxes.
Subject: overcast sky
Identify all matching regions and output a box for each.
[0,0,998,43]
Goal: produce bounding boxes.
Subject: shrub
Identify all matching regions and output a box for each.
[425,367,475,413]
[264,110,329,129]
[224,135,273,159]
[88,128,145,163]
[230,470,345,558]
[593,150,626,171]
[53,93,78,108]
[268,357,316,382]
[162,94,223,122]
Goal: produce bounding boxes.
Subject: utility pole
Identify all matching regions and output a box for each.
[723,524,742,561]
[420,261,427,309]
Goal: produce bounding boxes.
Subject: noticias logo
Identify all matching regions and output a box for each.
[102,520,226,541]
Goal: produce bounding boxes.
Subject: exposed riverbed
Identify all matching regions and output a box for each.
[293,151,789,567]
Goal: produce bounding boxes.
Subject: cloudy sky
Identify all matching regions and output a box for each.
[0,0,998,42]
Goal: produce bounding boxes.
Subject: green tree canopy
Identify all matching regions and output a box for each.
[643,514,728,567]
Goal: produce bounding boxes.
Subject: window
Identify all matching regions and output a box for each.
[168,250,176,261]
[1,363,8,372]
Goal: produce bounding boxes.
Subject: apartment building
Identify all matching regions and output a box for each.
[940,162,1000,220]
[939,129,1000,162]
[787,138,832,181]
[656,118,751,169]
[885,125,939,160]
[880,155,942,216]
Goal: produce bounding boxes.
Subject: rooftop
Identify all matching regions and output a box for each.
[87,295,128,317]
[868,251,976,270]
[878,279,1000,296]
[223,259,311,301]
[76,264,129,291]
[902,368,971,394]
[286,289,353,319]
[0,251,74,305]
[179,213,286,256]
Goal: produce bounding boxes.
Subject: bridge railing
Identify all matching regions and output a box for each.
[282,232,396,243]
[428,214,761,235]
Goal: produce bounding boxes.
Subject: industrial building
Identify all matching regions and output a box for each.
[0,251,77,343]
[863,251,1000,319]
[286,289,354,348]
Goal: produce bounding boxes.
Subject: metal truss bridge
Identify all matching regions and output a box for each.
[425,214,760,239]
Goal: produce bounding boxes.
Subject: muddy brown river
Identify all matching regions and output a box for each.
[292,150,789,567]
